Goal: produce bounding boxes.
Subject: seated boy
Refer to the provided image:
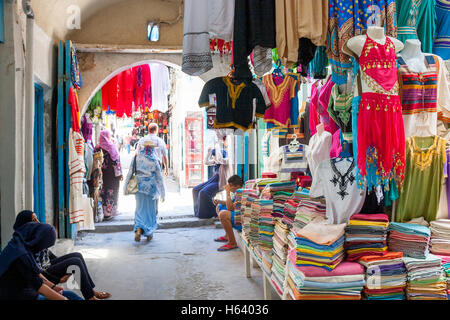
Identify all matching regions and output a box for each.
[213,175,244,251]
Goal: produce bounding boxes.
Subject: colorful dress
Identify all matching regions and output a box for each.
[433,0,450,60]
[396,0,436,53]
[396,136,447,222]
[357,35,405,190]
[327,0,397,85]
[263,74,297,127]
[328,85,354,141]
[398,54,450,138]
[94,146,122,218]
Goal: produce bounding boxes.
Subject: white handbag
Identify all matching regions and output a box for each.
[124,156,138,195]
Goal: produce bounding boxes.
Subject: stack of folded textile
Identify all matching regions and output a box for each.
[345,213,389,261]
[242,190,258,241]
[294,200,327,229]
[272,191,293,218]
[287,230,297,252]
[285,249,365,300]
[271,249,287,296]
[256,178,280,193]
[294,222,346,271]
[258,200,275,250]
[282,199,300,228]
[260,248,273,277]
[261,181,297,198]
[403,254,448,300]
[244,179,257,190]
[358,252,407,300]
[435,255,450,299]
[291,188,310,202]
[388,222,431,259]
[249,199,262,246]
[271,219,291,292]
[430,220,450,256]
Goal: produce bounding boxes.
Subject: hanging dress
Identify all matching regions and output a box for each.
[262,74,297,127]
[396,0,436,53]
[357,35,405,191]
[433,0,450,60]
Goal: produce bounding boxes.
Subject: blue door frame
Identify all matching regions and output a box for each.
[0,0,4,43]
[33,84,46,223]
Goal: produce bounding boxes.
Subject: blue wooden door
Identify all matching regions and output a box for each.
[56,41,66,238]
[33,84,46,223]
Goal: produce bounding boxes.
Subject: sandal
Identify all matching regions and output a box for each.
[214,236,228,242]
[217,244,238,252]
[95,291,111,299]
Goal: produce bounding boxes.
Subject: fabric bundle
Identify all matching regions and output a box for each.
[345,213,389,261]
[285,249,365,300]
[403,254,448,300]
[388,222,431,259]
[271,220,291,292]
[282,199,300,228]
[294,222,346,271]
[256,178,281,193]
[249,199,262,246]
[294,200,326,229]
[261,181,297,195]
[291,188,311,202]
[430,220,450,255]
[241,190,258,241]
[435,255,450,299]
[359,252,407,300]
[272,191,293,218]
[260,248,273,277]
[258,200,275,250]
[271,247,287,296]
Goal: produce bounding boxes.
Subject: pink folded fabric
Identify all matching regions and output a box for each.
[295,222,346,245]
[289,250,364,276]
[350,213,389,222]
[389,231,429,242]
[434,254,450,264]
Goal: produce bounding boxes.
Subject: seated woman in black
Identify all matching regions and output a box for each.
[13,210,111,300]
[0,222,82,300]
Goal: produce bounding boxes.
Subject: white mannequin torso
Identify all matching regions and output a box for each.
[344,26,404,94]
[398,39,427,74]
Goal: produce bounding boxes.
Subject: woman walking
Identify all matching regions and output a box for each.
[95,130,123,221]
[125,139,165,242]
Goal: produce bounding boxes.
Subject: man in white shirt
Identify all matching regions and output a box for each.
[137,123,169,176]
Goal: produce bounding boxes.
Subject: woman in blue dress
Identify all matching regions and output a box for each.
[125,140,165,242]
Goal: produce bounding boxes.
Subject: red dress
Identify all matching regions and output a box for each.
[134,64,152,111]
[117,68,135,118]
[357,35,405,189]
[102,75,119,112]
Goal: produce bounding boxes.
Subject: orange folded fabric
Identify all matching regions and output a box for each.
[359,251,403,263]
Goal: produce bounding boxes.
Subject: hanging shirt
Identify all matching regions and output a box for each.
[310,158,366,224]
[150,63,171,113]
[396,0,436,53]
[433,0,450,60]
[262,74,297,127]
[208,0,235,41]
[198,76,266,131]
[396,136,447,223]
[398,54,450,138]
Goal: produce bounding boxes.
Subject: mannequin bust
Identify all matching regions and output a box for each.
[344,26,404,58]
[398,39,427,73]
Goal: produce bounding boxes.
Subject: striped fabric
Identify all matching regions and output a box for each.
[433,0,450,60]
[398,55,438,115]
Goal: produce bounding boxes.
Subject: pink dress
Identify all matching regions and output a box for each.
[263,74,297,127]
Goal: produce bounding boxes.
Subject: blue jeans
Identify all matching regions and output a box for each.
[192,174,220,219]
[37,290,84,300]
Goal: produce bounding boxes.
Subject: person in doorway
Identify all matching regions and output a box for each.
[137,123,169,176]
[125,140,166,242]
[95,130,123,221]
[0,222,83,300]
[214,175,244,251]
[192,134,231,219]
[12,210,111,300]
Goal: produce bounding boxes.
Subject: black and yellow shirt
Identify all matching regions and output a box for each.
[198,76,267,131]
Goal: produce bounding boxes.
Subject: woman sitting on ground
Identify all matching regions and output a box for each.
[12,210,111,300]
[0,222,83,300]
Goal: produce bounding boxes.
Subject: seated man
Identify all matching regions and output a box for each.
[213,175,244,252]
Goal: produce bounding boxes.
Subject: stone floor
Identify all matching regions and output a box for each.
[71,227,268,300]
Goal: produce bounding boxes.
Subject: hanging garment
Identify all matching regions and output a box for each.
[89,150,103,223]
[208,0,235,41]
[396,136,447,222]
[328,85,354,142]
[396,0,436,53]
[70,44,82,90]
[68,87,81,133]
[279,144,308,174]
[299,101,312,145]
[317,77,340,136]
[69,129,88,224]
[275,0,328,66]
[309,46,329,80]
[310,158,366,224]
[102,75,119,112]
[134,64,152,111]
[298,38,317,77]
[398,54,450,138]
[433,0,450,60]
[232,0,276,79]
[116,68,135,118]
[198,76,266,131]
[327,0,397,85]
[263,74,297,127]
[252,78,272,108]
[306,131,332,182]
[252,46,273,77]
[150,63,171,113]
[357,35,406,190]
[182,0,213,76]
